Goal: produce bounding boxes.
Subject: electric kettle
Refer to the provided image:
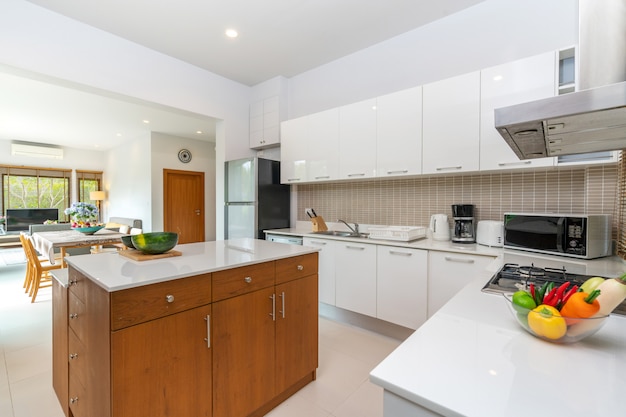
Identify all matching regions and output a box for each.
[429,214,450,241]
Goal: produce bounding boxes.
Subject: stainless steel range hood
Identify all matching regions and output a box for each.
[494,0,626,159]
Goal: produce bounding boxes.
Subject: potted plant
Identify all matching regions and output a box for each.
[64,202,99,228]
[0,215,5,235]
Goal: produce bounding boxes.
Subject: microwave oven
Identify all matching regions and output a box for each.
[503,213,612,259]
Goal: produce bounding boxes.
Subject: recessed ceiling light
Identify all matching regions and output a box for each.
[116,133,122,137]
[493,75,503,81]
[143,120,150,124]
[225,29,238,38]
[196,130,203,134]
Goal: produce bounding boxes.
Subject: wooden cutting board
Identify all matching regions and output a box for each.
[118,249,182,261]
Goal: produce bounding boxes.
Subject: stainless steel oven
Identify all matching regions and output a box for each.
[503,213,612,259]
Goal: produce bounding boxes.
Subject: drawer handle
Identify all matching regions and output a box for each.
[346,245,365,250]
[444,256,475,264]
[436,165,462,171]
[165,294,175,303]
[297,265,304,271]
[270,294,276,321]
[387,169,408,175]
[244,276,252,283]
[70,397,79,404]
[69,353,78,360]
[279,291,285,319]
[69,313,78,319]
[309,240,327,245]
[389,250,412,256]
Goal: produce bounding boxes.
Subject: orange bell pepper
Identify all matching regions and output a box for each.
[559,290,601,324]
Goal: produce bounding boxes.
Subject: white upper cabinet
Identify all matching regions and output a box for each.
[480,52,556,170]
[422,71,481,175]
[376,86,423,177]
[338,99,377,180]
[308,108,340,182]
[280,115,308,184]
[250,96,281,149]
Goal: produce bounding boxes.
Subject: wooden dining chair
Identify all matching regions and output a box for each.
[19,233,63,293]
[22,235,63,303]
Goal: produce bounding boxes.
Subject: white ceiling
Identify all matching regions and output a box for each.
[1,0,485,151]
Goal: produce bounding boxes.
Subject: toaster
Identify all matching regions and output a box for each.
[476,220,504,247]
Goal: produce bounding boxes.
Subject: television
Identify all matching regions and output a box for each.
[5,208,59,232]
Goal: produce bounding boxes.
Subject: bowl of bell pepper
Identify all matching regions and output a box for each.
[503,278,613,344]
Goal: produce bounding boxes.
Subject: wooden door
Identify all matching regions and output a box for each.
[275,274,319,394]
[212,287,276,417]
[111,305,213,417]
[163,169,205,244]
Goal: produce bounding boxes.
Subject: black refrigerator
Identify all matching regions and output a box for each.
[225,157,291,239]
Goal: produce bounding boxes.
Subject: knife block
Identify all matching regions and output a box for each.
[310,216,328,232]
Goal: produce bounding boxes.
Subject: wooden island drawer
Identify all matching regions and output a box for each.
[212,261,275,302]
[275,252,319,284]
[110,273,212,331]
[68,267,86,301]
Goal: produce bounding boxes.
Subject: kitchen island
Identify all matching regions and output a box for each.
[370,253,626,417]
[52,238,319,417]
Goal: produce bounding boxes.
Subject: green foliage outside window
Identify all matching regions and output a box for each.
[2,174,69,221]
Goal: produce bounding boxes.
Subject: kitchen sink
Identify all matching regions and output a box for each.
[312,230,370,238]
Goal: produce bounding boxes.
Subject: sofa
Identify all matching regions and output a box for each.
[105,217,143,231]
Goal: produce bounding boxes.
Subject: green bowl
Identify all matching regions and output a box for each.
[73,225,104,235]
[131,232,178,255]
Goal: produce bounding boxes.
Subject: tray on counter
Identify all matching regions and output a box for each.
[118,249,182,261]
[368,226,427,242]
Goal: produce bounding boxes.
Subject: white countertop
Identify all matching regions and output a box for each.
[370,253,626,417]
[266,225,502,257]
[64,238,319,292]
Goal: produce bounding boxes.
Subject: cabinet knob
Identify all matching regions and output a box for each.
[244,276,252,283]
[297,265,304,271]
[69,279,78,286]
[69,353,78,360]
[69,313,78,319]
[165,294,175,303]
[70,397,79,404]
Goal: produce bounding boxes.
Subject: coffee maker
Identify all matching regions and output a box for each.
[451,204,476,243]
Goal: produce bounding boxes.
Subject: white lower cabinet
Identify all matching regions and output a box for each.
[427,251,495,317]
[303,237,336,305]
[335,241,377,317]
[377,246,427,329]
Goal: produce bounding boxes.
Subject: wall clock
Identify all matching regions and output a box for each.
[178,149,192,163]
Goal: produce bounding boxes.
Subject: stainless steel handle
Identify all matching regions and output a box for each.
[498,160,531,166]
[69,353,78,360]
[389,250,412,256]
[436,165,462,171]
[387,169,409,174]
[195,209,201,215]
[270,294,276,321]
[315,175,330,179]
[69,279,78,286]
[244,276,252,283]
[69,313,78,319]
[297,265,304,271]
[204,315,211,348]
[346,245,365,250]
[347,173,365,177]
[70,397,78,404]
[308,240,327,245]
[444,256,475,264]
[165,294,175,303]
[287,178,301,182]
[280,291,285,319]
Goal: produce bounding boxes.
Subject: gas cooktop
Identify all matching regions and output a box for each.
[482,262,626,316]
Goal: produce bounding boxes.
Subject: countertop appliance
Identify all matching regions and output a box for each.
[503,213,612,259]
[429,214,450,241]
[476,220,503,247]
[451,204,475,243]
[225,158,290,239]
[494,0,626,159]
[482,262,626,316]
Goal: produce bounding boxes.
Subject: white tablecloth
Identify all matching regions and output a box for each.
[31,229,124,264]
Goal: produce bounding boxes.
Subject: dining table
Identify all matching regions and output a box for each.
[31,229,125,266]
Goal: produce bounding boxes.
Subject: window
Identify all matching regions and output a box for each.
[76,170,103,204]
[1,165,71,221]
[617,151,626,260]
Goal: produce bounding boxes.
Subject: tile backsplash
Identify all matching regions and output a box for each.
[296,165,618,237]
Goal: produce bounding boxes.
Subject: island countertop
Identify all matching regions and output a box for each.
[64,238,319,292]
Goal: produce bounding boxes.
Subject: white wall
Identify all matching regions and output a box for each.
[287,0,578,118]
[150,133,217,240]
[102,135,152,230]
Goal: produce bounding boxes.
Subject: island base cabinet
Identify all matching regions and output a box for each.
[212,287,277,417]
[52,279,69,417]
[111,305,213,417]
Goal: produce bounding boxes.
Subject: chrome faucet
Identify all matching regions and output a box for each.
[338,219,359,235]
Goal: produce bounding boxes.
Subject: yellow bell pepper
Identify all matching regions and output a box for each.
[527,305,567,340]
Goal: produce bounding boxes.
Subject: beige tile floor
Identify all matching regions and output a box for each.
[0,261,402,417]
